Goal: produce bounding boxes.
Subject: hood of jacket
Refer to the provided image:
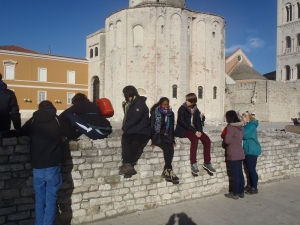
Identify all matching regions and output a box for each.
[32,107,57,124]
[0,81,7,91]
[246,120,259,128]
[230,122,244,131]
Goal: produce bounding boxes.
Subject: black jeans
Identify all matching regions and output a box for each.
[245,155,258,189]
[121,133,150,164]
[228,160,245,196]
[156,142,174,170]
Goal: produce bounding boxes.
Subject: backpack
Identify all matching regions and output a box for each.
[96,98,114,118]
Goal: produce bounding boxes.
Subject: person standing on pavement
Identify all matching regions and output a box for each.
[241,112,261,195]
[119,86,151,176]
[201,113,206,127]
[223,110,245,200]
[0,73,21,137]
[150,97,179,184]
[174,93,216,176]
[20,100,68,225]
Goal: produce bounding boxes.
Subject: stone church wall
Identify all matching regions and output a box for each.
[225,80,300,122]
[1,131,300,224]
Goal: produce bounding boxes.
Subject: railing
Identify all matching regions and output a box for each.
[296,46,300,52]
[285,48,291,54]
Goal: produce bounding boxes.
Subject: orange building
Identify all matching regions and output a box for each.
[0,45,88,117]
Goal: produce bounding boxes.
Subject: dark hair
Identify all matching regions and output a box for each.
[123,85,138,102]
[72,93,88,104]
[0,73,2,81]
[38,100,54,110]
[225,110,241,123]
[185,93,197,104]
[150,97,169,113]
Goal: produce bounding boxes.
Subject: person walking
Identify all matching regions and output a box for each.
[241,112,261,195]
[223,110,245,200]
[20,100,68,225]
[0,73,21,136]
[174,93,216,176]
[150,97,179,184]
[119,86,151,176]
[201,113,205,127]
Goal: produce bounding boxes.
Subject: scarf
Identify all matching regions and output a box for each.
[154,106,172,135]
[183,103,198,127]
[122,96,136,125]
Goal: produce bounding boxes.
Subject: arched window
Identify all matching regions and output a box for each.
[95,47,98,57]
[133,25,144,47]
[286,3,293,22]
[286,36,292,53]
[90,48,93,58]
[297,34,300,46]
[286,65,291,80]
[298,3,300,19]
[92,76,100,103]
[172,85,178,98]
[297,64,300,79]
[198,86,203,99]
[213,86,217,99]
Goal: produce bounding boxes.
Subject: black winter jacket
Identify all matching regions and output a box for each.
[174,104,203,138]
[59,100,112,133]
[20,107,68,169]
[150,111,175,145]
[122,96,151,136]
[0,81,21,132]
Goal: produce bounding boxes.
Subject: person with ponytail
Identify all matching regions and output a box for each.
[150,97,179,184]
[241,112,261,195]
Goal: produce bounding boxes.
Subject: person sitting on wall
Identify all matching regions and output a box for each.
[292,118,300,126]
[20,100,68,225]
[59,93,112,140]
[0,73,21,137]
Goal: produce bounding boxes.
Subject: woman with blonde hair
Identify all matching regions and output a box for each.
[241,112,261,195]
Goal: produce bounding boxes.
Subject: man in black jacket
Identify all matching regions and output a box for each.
[0,73,21,136]
[20,100,67,225]
[59,93,112,140]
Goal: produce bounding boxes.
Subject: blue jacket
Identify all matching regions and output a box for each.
[243,120,261,156]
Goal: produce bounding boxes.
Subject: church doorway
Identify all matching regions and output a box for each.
[92,76,100,103]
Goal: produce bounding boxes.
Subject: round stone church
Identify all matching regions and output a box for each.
[87,0,226,123]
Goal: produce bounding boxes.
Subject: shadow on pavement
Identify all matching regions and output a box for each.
[166,213,197,225]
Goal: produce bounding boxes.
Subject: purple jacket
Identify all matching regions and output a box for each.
[224,124,245,161]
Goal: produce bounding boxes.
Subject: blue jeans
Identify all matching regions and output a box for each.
[245,155,258,189]
[228,160,245,196]
[33,166,62,225]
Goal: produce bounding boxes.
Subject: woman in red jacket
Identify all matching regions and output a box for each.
[223,110,245,200]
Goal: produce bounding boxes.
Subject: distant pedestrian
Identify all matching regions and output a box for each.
[20,100,68,225]
[174,93,216,176]
[292,118,300,126]
[201,113,205,127]
[0,73,21,137]
[241,112,261,195]
[223,110,245,200]
[119,86,151,176]
[59,93,112,140]
[150,97,179,184]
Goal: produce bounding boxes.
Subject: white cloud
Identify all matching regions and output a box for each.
[226,37,265,54]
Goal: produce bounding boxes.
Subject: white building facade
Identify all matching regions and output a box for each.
[277,0,300,81]
[87,0,226,123]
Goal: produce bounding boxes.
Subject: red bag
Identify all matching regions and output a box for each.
[96,98,114,118]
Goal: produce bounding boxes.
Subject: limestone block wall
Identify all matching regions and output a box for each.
[1,131,300,224]
[225,80,300,122]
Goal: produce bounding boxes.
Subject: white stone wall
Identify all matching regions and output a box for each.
[130,0,186,8]
[276,0,300,81]
[101,5,225,123]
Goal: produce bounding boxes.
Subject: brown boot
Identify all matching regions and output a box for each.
[118,164,137,175]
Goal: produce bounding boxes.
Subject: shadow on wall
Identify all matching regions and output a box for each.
[56,141,74,225]
[166,213,197,225]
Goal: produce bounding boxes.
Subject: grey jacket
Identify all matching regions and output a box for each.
[224,124,245,161]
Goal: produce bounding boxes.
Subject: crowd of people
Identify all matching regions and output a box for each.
[0,73,262,224]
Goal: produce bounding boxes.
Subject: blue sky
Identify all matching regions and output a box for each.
[0,0,277,74]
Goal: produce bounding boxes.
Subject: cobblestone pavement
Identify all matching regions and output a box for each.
[85,177,300,225]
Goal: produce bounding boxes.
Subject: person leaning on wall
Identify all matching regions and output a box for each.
[0,73,21,137]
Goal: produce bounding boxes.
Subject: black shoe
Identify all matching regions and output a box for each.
[118,164,137,175]
[224,192,239,200]
[244,185,251,192]
[239,193,245,198]
[245,188,258,195]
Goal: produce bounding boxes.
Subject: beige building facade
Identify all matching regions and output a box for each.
[0,46,88,117]
[277,0,300,81]
[87,0,226,123]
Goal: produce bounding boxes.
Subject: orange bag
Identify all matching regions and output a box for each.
[96,98,114,118]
